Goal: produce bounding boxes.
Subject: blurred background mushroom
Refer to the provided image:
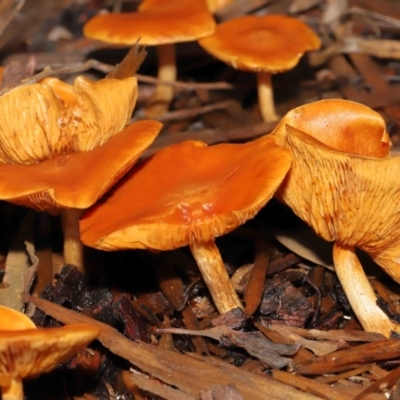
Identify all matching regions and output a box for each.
[83,0,216,117]
[198,14,321,122]
[80,136,292,314]
[271,99,400,337]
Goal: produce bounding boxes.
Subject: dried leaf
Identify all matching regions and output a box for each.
[157,325,300,368]
[0,210,35,311]
[268,324,347,356]
[107,43,147,80]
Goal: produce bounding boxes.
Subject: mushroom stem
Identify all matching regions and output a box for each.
[189,240,243,314]
[145,44,176,118]
[333,242,396,337]
[2,378,23,400]
[256,71,279,123]
[61,208,84,272]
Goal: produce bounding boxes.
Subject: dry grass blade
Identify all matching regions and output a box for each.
[294,339,400,374]
[267,324,385,342]
[316,365,377,384]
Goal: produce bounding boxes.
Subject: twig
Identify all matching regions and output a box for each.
[134,100,232,123]
[0,58,234,96]
[135,73,234,90]
[348,6,400,28]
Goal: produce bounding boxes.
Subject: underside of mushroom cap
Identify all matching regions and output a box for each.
[276,125,400,255]
[80,135,292,251]
[0,324,99,379]
[0,120,162,214]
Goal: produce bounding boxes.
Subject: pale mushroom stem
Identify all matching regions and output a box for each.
[145,43,176,118]
[61,208,84,272]
[189,240,243,314]
[2,378,23,400]
[333,242,396,338]
[256,71,279,123]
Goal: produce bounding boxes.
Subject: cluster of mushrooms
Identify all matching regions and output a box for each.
[1,0,400,396]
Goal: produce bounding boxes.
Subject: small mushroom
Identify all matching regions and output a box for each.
[0,76,162,275]
[0,321,99,400]
[80,136,291,314]
[198,15,321,122]
[83,0,215,117]
[271,99,400,337]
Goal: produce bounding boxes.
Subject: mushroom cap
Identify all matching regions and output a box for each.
[270,100,400,261]
[80,136,292,251]
[0,324,99,380]
[0,120,162,214]
[277,124,400,280]
[0,306,36,331]
[272,99,391,158]
[0,76,137,164]
[198,14,321,73]
[84,0,216,46]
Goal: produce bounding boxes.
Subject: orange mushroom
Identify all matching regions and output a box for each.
[206,0,233,13]
[0,309,99,400]
[0,75,162,274]
[84,0,216,117]
[0,305,36,330]
[198,15,321,122]
[271,99,400,337]
[80,136,291,314]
